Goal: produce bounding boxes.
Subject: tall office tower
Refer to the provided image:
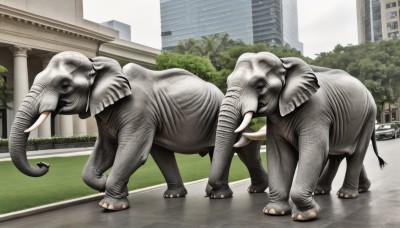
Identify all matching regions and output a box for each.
[381,0,400,40]
[101,20,132,41]
[357,0,400,43]
[160,0,303,53]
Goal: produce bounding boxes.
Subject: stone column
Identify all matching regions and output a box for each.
[60,115,74,137]
[73,115,87,136]
[11,46,38,138]
[37,53,53,138]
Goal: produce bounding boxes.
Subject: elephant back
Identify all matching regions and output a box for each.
[123,63,196,82]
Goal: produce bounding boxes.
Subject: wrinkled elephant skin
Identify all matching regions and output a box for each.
[208,52,385,221]
[9,51,268,211]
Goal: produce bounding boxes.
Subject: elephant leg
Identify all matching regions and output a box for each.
[99,129,155,211]
[314,155,345,195]
[236,140,268,193]
[290,133,328,221]
[209,150,234,199]
[150,145,187,198]
[337,121,372,199]
[358,165,371,193]
[82,135,117,192]
[337,153,368,199]
[264,134,297,216]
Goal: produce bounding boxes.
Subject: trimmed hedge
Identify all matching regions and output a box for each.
[0,135,97,148]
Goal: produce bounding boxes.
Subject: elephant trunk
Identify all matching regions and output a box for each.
[9,88,49,177]
[208,91,242,188]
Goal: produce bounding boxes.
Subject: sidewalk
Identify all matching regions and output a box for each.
[0,141,398,227]
[0,147,93,161]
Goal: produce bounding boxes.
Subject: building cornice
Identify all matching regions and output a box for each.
[99,39,161,67]
[0,4,116,43]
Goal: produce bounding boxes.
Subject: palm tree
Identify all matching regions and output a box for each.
[174,38,199,54]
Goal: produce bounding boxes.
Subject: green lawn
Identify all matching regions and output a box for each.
[0,153,266,214]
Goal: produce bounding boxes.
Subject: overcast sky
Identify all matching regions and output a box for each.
[83,0,358,59]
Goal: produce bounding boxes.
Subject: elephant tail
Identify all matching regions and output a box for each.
[371,129,387,169]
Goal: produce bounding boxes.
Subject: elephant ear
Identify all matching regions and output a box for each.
[279,57,319,117]
[88,56,132,116]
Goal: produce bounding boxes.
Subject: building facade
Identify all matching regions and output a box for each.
[160,0,303,52]
[0,0,160,139]
[101,20,132,41]
[357,0,400,43]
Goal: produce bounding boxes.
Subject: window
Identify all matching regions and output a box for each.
[387,21,399,30]
[386,2,397,8]
[386,11,398,19]
[161,31,172,36]
[388,31,400,39]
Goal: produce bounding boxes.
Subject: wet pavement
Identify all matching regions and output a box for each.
[1,140,399,227]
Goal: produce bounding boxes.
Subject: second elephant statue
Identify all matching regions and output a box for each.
[208,52,386,221]
[9,52,268,211]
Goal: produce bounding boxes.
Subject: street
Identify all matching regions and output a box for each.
[1,139,399,227]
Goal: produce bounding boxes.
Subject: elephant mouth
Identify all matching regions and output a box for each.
[258,101,268,113]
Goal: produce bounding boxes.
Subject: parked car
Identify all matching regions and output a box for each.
[375,123,400,140]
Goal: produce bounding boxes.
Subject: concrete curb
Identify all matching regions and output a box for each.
[0,178,250,223]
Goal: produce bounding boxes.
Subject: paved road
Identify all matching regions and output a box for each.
[1,140,399,227]
[0,147,93,161]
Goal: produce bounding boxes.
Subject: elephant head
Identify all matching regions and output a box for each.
[9,51,131,177]
[208,52,319,188]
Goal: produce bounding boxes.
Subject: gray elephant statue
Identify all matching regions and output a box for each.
[207,52,386,221]
[9,51,268,211]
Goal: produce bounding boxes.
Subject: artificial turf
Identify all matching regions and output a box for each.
[0,153,266,214]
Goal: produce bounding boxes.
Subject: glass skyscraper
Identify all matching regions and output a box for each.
[160,0,303,53]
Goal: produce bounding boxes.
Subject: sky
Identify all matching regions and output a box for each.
[83,0,358,59]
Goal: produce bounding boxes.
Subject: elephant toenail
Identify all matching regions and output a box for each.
[170,194,173,198]
[221,195,224,198]
[122,205,127,209]
[352,194,357,198]
[297,214,303,220]
[269,209,276,214]
[102,203,108,208]
[345,194,349,198]
[291,214,295,218]
[281,211,285,215]
[177,194,180,197]
[254,190,257,193]
[99,202,103,206]
[309,211,317,218]
[108,205,114,210]
[340,193,344,197]
[322,191,325,194]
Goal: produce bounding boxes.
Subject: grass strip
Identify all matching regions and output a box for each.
[0,153,266,214]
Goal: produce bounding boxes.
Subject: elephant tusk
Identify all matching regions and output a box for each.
[242,125,267,140]
[234,112,253,133]
[24,111,51,133]
[233,135,252,148]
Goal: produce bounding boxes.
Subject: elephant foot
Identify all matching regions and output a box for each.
[291,200,321,221]
[248,178,268,193]
[358,179,371,193]
[313,184,331,195]
[337,187,359,199]
[164,186,188,198]
[209,184,233,199]
[99,195,130,211]
[263,202,291,216]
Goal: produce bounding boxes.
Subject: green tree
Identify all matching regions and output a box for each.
[156,51,217,82]
[174,33,243,70]
[0,65,12,109]
[313,40,400,118]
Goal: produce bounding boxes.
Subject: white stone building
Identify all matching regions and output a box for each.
[0,0,161,139]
